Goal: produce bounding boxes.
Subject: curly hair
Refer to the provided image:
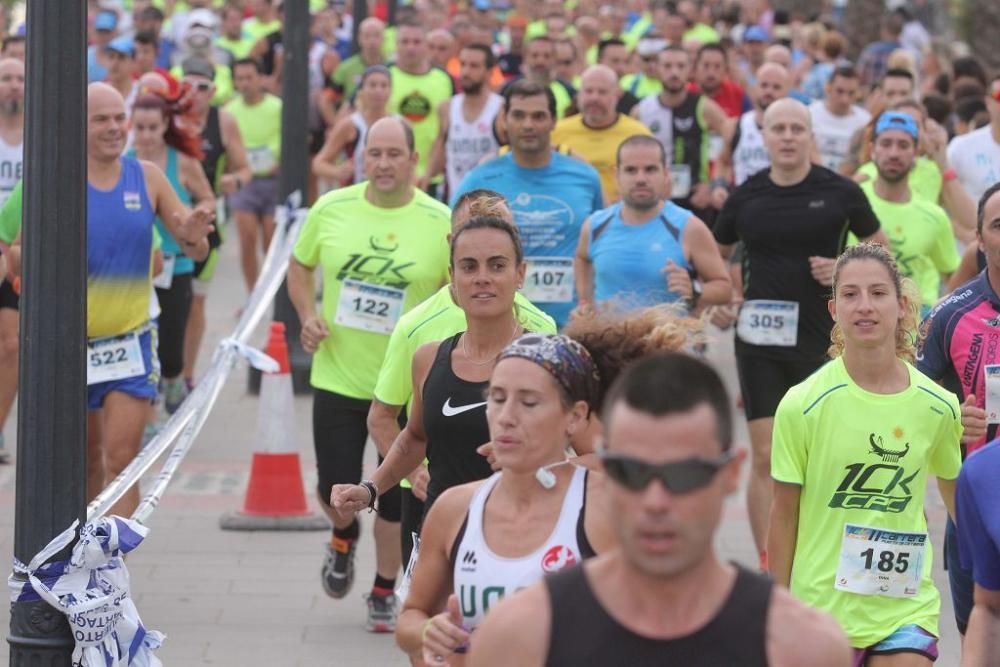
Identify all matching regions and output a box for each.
[132,89,204,160]
[828,242,920,362]
[562,303,702,413]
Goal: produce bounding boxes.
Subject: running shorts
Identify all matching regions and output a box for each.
[86,327,160,411]
[851,624,938,665]
[230,175,279,217]
[735,352,827,421]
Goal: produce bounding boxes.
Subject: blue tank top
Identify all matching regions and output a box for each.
[590,201,692,308]
[87,156,156,338]
[128,148,194,275]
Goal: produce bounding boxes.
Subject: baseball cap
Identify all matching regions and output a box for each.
[187,8,219,31]
[636,37,667,58]
[473,0,491,10]
[95,10,118,32]
[181,56,216,81]
[744,26,769,43]
[874,111,919,141]
[104,36,134,57]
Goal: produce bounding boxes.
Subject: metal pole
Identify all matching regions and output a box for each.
[352,0,368,55]
[270,0,312,394]
[8,0,88,663]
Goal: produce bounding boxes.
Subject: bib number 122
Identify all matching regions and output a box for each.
[860,548,910,574]
[352,297,389,317]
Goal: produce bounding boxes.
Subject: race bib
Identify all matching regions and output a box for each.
[152,254,175,290]
[986,364,1000,424]
[247,146,275,175]
[522,257,573,304]
[835,524,926,598]
[708,134,725,162]
[335,279,404,335]
[736,300,798,346]
[87,332,146,385]
[670,164,692,199]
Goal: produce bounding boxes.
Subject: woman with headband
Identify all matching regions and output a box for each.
[312,64,392,190]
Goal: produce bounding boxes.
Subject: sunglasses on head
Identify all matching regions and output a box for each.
[601,451,733,494]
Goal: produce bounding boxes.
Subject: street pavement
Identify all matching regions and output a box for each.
[0,221,961,665]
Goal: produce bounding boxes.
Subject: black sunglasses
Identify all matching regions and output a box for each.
[601,451,733,494]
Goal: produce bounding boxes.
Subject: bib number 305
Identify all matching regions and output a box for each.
[736,300,798,347]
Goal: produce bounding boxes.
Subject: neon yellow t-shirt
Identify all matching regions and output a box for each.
[224,93,282,177]
[551,113,652,202]
[857,157,942,204]
[242,17,282,42]
[293,183,451,399]
[857,181,960,309]
[216,34,256,60]
[772,357,961,648]
[389,65,455,178]
[373,285,557,408]
[620,73,663,99]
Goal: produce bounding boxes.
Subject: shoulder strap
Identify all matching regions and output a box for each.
[659,212,682,242]
[590,207,617,243]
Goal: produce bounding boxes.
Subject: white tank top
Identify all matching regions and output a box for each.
[445,93,502,194]
[636,94,674,162]
[452,466,590,632]
[0,134,22,206]
[350,111,369,185]
[733,110,769,186]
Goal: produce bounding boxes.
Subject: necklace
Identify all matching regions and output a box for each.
[462,320,521,366]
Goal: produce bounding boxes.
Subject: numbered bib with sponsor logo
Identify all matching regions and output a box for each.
[247,146,275,175]
[335,279,405,335]
[736,300,798,347]
[986,364,1000,424]
[522,257,573,304]
[835,524,926,598]
[670,164,692,199]
[152,254,175,290]
[87,332,146,385]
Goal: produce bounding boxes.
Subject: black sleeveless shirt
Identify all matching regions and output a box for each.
[199,106,225,188]
[421,333,494,513]
[545,564,771,666]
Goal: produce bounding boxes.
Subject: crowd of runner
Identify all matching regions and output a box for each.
[1,0,1000,664]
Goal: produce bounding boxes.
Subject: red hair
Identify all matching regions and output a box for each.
[132,88,204,160]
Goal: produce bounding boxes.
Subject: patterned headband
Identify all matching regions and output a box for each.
[498,334,602,408]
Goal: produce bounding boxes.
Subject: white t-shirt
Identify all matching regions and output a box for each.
[809,101,871,172]
[947,125,1000,202]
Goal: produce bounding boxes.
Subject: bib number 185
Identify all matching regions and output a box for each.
[860,548,910,574]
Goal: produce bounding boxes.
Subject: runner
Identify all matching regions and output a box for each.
[713,98,886,562]
[840,68,915,176]
[452,79,604,328]
[689,42,750,120]
[423,44,502,197]
[225,57,282,294]
[511,36,576,120]
[365,190,557,567]
[809,67,871,172]
[917,182,1000,638]
[769,242,961,665]
[633,46,727,218]
[287,117,451,632]
[575,135,731,312]
[312,64,391,190]
[104,36,138,115]
[858,111,959,316]
[82,83,213,517]
[0,56,23,465]
[947,75,1000,203]
[331,18,386,103]
[595,39,639,114]
[550,65,649,204]
[176,56,251,389]
[468,352,851,667]
[129,92,215,413]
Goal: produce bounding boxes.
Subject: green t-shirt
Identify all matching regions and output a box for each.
[216,34,256,60]
[331,54,380,100]
[772,357,961,647]
[293,182,451,398]
[857,157,942,204]
[857,181,960,309]
[224,93,283,177]
[242,17,282,42]
[0,178,22,244]
[684,23,720,45]
[389,65,455,177]
[620,73,662,99]
[373,285,557,407]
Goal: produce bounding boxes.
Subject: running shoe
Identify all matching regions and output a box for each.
[141,423,160,448]
[163,378,188,415]
[364,592,398,633]
[321,537,357,599]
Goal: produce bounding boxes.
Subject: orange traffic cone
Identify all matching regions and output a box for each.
[220,322,329,531]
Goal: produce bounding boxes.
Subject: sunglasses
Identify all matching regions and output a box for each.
[601,451,733,494]
[185,81,214,93]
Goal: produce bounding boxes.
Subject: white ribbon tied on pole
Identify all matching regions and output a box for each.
[8,516,164,667]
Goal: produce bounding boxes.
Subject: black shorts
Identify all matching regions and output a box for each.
[736,352,826,421]
[312,388,401,522]
[0,278,18,311]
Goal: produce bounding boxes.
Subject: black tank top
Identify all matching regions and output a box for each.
[545,564,771,666]
[199,106,225,189]
[421,333,494,513]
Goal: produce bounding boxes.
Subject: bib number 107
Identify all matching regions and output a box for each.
[860,548,910,574]
[529,271,565,287]
[352,297,390,317]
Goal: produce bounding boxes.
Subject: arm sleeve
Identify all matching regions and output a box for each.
[771,392,808,485]
[844,180,881,239]
[292,205,323,268]
[957,462,1000,589]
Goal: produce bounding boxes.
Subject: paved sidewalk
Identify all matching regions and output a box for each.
[0,227,961,665]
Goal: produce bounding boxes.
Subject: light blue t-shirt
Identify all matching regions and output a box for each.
[87,46,107,83]
[451,153,604,327]
[589,200,692,309]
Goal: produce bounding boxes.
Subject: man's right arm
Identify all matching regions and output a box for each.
[573,218,594,309]
[467,582,550,667]
[963,586,1000,667]
[767,587,852,667]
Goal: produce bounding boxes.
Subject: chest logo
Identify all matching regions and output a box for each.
[541,545,577,573]
[123,191,141,211]
[442,398,487,417]
[869,434,910,463]
[673,117,694,132]
[828,431,920,514]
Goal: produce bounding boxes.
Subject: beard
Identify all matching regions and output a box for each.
[0,99,21,115]
[876,163,911,184]
[623,193,659,211]
[461,80,484,95]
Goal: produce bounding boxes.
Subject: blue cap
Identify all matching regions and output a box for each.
[744,26,768,43]
[473,0,491,10]
[875,111,919,141]
[105,36,134,57]
[95,10,118,32]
